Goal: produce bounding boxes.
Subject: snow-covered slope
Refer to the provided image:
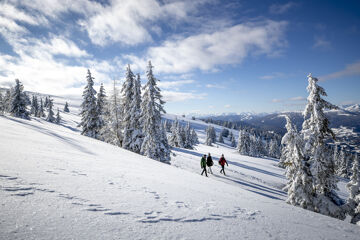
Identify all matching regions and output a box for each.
[1,112,360,239]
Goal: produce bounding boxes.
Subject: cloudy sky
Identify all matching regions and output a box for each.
[0,0,359,114]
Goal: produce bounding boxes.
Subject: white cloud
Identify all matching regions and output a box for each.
[289,96,306,101]
[224,104,231,108]
[269,2,298,14]
[158,80,195,89]
[206,84,226,89]
[126,20,287,74]
[320,60,360,81]
[79,0,201,46]
[162,90,206,102]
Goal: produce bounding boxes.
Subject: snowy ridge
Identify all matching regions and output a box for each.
[1,110,360,239]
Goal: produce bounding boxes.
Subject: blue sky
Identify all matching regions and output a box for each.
[0,0,359,115]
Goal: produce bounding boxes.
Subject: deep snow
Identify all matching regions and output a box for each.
[0,110,359,240]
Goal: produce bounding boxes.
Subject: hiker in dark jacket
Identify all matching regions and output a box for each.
[206,153,213,174]
[219,154,228,175]
[201,154,208,177]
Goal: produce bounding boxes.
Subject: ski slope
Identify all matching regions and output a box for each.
[1,110,359,240]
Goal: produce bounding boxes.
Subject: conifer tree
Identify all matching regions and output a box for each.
[95,83,106,140]
[282,116,316,210]
[183,122,193,149]
[55,108,61,124]
[38,98,45,118]
[218,132,224,143]
[9,79,29,119]
[79,69,98,138]
[64,102,70,112]
[140,61,170,162]
[3,89,11,112]
[30,95,39,116]
[44,96,49,108]
[205,126,216,146]
[121,67,143,153]
[101,79,122,146]
[269,139,280,158]
[230,133,236,147]
[237,130,250,155]
[0,92,4,115]
[346,154,360,224]
[191,129,199,145]
[302,74,344,219]
[46,97,55,122]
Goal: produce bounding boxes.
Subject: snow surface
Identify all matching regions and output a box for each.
[1,111,360,239]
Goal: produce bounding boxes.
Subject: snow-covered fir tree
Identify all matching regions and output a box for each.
[205,125,216,146]
[3,89,11,112]
[79,69,98,138]
[218,132,224,143]
[269,139,280,158]
[121,67,143,153]
[95,83,106,140]
[38,98,45,118]
[30,95,39,116]
[163,119,171,132]
[101,80,122,146]
[64,102,70,112]
[346,154,360,224]
[230,133,236,147]
[333,144,340,174]
[140,61,170,162]
[9,79,29,119]
[0,92,4,114]
[337,147,348,177]
[237,129,250,155]
[191,128,199,145]
[301,74,344,219]
[44,96,49,108]
[183,122,193,149]
[282,115,316,211]
[168,119,184,148]
[55,108,61,124]
[221,128,229,138]
[46,97,55,122]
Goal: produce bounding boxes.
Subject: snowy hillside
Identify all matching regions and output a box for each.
[1,108,360,239]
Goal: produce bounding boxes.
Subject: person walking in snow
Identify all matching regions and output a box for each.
[219,154,228,175]
[201,154,208,177]
[207,153,214,174]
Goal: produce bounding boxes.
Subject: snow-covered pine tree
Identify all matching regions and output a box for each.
[140,61,170,162]
[163,119,171,132]
[55,108,61,124]
[9,79,29,119]
[121,67,143,153]
[301,74,344,219]
[38,98,45,118]
[346,154,360,224]
[237,129,250,155]
[44,96,49,108]
[0,92,4,115]
[64,102,70,112]
[191,129,199,145]
[205,125,216,146]
[101,79,122,146]
[269,139,280,158]
[218,131,224,143]
[282,115,316,210]
[46,97,55,122]
[230,133,236,147]
[30,95,39,116]
[168,119,178,147]
[3,89,11,112]
[333,144,340,174]
[79,69,98,138]
[183,122,193,149]
[24,92,31,107]
[95,83,106,140]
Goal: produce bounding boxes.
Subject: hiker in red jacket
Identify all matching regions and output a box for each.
[219,154,228,175]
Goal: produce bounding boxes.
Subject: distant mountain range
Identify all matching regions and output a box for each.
[201,104,360,152]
